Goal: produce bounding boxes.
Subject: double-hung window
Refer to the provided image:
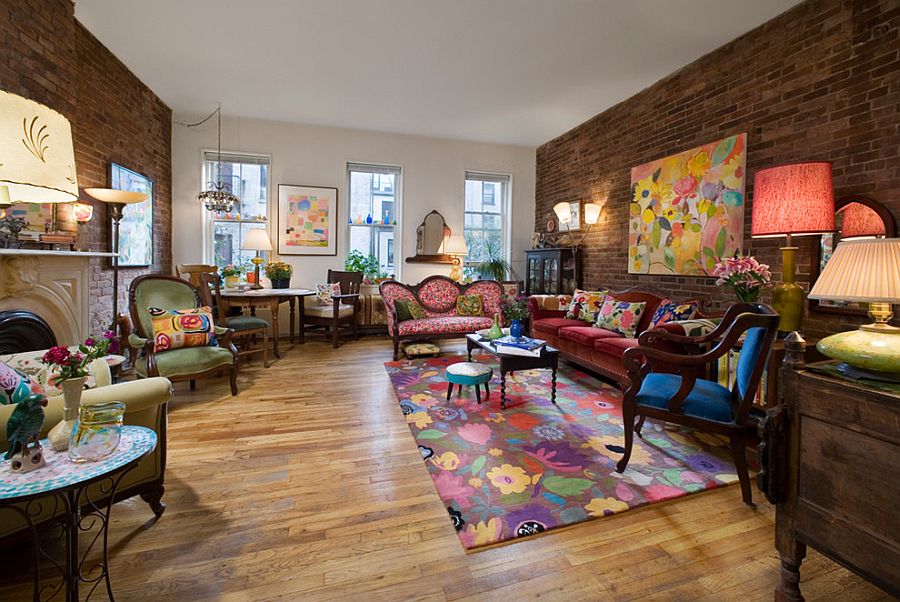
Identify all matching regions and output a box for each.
[203,152,271,269]
[347,163,401,276]
[463,171,510,266]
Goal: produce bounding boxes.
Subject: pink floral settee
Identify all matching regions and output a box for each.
[380,276,503,360]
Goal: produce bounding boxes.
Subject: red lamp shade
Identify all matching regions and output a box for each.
[751,162,835,238]
[839,202,886,239]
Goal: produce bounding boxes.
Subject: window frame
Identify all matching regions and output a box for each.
[463,170,512,268]
[200,150,272,268]
[346,162,404,279]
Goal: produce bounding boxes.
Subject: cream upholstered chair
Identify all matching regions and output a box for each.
[128,275,239,395]
[303,270,362,348]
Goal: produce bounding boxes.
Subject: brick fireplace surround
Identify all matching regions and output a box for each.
[0,0,172,335]
[535,0,899,340]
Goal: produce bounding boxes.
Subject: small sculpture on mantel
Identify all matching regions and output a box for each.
[5,394,49,473]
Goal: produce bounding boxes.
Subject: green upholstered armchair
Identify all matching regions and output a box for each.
[128,275,239,395]
[0,375,172,540]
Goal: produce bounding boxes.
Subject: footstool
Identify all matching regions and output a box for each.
[445,362,492,404]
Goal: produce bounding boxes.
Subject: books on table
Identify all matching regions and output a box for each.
[493,336,546,357]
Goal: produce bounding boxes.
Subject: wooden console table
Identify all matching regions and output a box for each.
[758,336,899,600]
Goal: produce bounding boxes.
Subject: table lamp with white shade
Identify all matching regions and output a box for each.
[85,188,149,331]
[443,235,468,282]
[808,238,900,381]
[241,228,273,289]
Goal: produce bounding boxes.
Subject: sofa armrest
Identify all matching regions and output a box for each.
[528,295,570,321]
[75,377,173,415]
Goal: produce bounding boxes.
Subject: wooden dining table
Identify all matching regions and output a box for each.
[218,288,316,358]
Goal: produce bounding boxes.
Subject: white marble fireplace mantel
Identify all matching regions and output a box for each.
[0,249,118,346]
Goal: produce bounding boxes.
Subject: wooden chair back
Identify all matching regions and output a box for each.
[177,264,218,288]
[326,270,363,296]
[198,272,229,324]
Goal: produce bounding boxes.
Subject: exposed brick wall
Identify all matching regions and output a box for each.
[0,0,172,335]
[535,0,899,339]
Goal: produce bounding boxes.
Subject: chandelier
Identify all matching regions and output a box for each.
[181,105,240,213]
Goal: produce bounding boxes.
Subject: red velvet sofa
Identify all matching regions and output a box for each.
[529,287,706,387]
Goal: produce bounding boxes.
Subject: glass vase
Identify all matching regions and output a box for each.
[734,285,761,304]
[68,401,126,463]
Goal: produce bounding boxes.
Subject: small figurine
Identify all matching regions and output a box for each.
[356,214,363,224]
[5,394,48,472]
[365,214,373,224]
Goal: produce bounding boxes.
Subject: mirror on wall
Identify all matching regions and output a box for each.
[407,210,453,263]
[811,195,896,316]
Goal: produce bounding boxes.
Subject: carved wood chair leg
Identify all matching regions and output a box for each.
[332,319,339,348]
[140,486,166,517]
[229,367,238,396]
[634,415,646,438]
[730,436,753,506]
[262,329,269,368]
[616,400,636,473]
[393,339,400,361]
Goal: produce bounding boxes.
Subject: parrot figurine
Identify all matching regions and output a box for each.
[5,393,49,471]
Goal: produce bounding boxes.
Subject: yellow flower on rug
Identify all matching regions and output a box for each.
[411,393,439,408]
[407,411,432,429]
[585,497,629,517]
[583,435,653,466]
[486,464,530,495]
[468,477,483,488]
[431,451,460,471]
[488,448,503,457]
[459,518,503,547]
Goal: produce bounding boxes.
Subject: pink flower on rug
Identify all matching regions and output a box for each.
[432,472,474,509]
[615,482,635,502]
[645,484,685,502]
[456,423,491,446]
[459,518,503,547]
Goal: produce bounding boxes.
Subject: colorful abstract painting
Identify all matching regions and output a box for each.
[278,184,337,255]
[628,133,747,275]
[385,355,740,549]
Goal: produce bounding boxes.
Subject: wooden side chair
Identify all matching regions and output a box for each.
[199,272,270,368]
[176,264,218,288]
[615,303,779,505]
[303,269,362,348]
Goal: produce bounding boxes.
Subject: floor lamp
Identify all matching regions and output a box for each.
[85,188,149,331]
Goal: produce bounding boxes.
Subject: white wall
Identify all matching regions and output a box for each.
[172,116,536,293]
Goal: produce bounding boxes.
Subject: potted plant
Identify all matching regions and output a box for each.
[346,250,386,293]
[477,240,509,282]
[712,253,772,303]
[264,261,293,289]
[221,264,242,289]
[501,294,529,340]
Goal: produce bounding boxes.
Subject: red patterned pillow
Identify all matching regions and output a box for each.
[149,306,218,353]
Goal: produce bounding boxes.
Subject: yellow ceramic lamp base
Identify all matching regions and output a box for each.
[816,324,900,381]
[772,245,804,332]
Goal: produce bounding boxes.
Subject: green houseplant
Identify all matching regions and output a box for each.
[264,261,293,289]
[345,250,387,285]
[477,240,509,282]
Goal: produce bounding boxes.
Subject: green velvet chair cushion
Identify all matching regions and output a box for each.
[226,316,269,331]
[135,346,234,379]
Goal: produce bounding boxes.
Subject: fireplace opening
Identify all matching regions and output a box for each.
[0,310,58,354]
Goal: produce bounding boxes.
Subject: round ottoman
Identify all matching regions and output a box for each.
[445,362,492,404]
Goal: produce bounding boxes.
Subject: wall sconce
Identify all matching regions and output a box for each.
[72,201,94,251]
[553,201,602,248]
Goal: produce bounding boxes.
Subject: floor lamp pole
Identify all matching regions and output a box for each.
[110,203,124,333]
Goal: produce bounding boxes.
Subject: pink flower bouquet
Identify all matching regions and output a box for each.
[712,254,772,303]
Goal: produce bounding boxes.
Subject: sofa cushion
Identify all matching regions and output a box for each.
[649,299,700,327]
[532,317,584,337]
[558,325,623,346]
[397,316,493,336]
[592,337,639,358]
[594,297,646,338]
[636,373,735,423]
[456,294,484,317]
[564,289,608,322]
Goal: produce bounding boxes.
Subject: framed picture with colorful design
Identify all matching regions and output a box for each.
[277,184,338,256]
[110,162,154,267]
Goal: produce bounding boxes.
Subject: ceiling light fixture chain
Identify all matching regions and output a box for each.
[177,104,241,213]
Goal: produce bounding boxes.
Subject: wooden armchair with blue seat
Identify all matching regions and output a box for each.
[615,303,779,505]
[128,275,240,395]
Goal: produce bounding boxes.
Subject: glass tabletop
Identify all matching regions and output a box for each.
[0,426,157,501]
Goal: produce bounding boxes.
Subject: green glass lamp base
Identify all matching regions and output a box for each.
[772,281,804,333]
[816,327,900,378]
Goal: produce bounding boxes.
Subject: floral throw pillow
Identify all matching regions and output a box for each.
[316,282,342,305]
[0,360,44,405]
[565,289,608,322]
[149,306,218,353]
[395,299,427,322]
[649,299,700,328]
[594,297,646,338]
[456,294,484,317]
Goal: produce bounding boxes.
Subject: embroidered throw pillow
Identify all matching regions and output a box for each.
[395,299,427,322]
[456,294,484,317]
[149,306,218,353]
[316,282,342,305]
[0,360,45,405]
[565,289,608,322]
[649,299,700,328]
[594,297,646,338]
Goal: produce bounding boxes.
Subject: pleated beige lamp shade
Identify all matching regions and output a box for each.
[809,238,900,303]
[0,90,79,203]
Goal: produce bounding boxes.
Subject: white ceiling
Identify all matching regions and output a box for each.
[74,0,800,147]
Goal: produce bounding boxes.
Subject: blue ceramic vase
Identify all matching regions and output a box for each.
[509,319,524,340]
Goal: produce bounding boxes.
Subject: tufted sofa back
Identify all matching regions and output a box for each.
[379,276,503,335]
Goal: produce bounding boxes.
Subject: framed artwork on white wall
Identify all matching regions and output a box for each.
[277,184,338,255]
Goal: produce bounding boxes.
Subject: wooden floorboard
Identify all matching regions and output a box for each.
[0,336,891,601]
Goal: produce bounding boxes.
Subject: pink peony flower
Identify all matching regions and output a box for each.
[456,423,492,446]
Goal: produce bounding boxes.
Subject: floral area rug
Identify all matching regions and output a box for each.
[385,355,740,549]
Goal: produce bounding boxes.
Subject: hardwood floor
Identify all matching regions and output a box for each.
[0,337,891,601]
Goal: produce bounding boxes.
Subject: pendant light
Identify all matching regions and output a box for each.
[188,105,240,213]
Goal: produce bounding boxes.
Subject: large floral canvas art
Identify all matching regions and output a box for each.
[278,184,338,255]
[628,133,746,275]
